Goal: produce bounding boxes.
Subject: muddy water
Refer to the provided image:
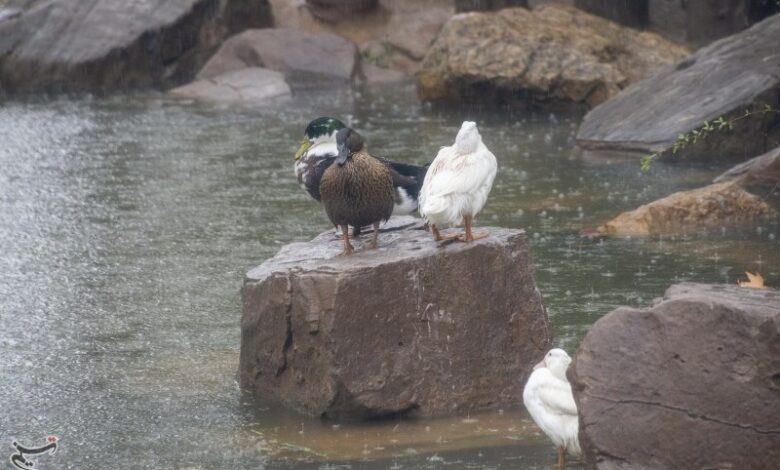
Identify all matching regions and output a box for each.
[1,84,777,469]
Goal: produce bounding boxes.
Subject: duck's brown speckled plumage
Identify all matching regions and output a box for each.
[320,149,394,229]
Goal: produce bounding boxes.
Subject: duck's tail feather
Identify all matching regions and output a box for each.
[388,161,429,199]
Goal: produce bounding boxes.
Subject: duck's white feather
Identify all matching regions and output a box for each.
[522,349,581,457]
[419,121,497,228]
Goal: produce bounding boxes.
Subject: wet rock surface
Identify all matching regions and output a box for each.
[239,217,550,420]
[594,181,775,236]
[575,0,778,47]
[454,0,528,12]
[269,0,452,75]
[417,5,687,107]
[0,0,271,94]
[169,67,291,105]
[197,28,360,85]
[576,14,780,160]
[715,145,780,188]
[570,282,780,470]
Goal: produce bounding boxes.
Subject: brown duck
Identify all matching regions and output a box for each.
[320,128,394,255]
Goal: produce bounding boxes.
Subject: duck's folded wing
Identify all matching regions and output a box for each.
[425,147,496,198]
[538,380,578,417]
[388,167,418,188]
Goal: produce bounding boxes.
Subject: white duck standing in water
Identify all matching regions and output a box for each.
[523,348,581,469]
[419,121,497,242]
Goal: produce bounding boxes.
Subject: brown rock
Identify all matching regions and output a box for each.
[417,5,688,107]
[0,0,272,94]
[169,67,291,105]
[570,282,780,470]
[715,145,780,188]
[239,217,551,420]
[197,28,360,84]
[576,14,780,161]
[595,182,775,236]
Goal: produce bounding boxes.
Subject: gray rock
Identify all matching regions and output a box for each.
[169,67,290,105]
[648,0,777,47]
[269,0,453,75]
[576,14,780,160]
[454,0,528,13]
[305,0,378,22]
[574,1,778,47]
[0,0,271,94]
[197,28,359,85]
[359,63,408,84]
[573,0,647,27]
[417,5,688,107]
[714,145,780,188]
[239,217,551,420]
[570,282,780,470]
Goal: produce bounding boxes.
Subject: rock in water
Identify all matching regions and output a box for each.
[0,0,271,94]
[570,283,780,470]
[416,4,687,107]
[594,181,776,236]
[169,68,291,106]
[575,0,779,46]
[715,145,780,189]
[239,218,550,420]
[196,28,360,85]
[576,13,780,161]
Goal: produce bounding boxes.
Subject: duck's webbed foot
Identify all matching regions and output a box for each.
[431,224,459,242]
[457,215,488,242]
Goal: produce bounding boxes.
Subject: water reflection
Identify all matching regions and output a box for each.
[0,84,777,469]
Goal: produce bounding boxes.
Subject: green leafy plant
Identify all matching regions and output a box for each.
[641,104,780,171]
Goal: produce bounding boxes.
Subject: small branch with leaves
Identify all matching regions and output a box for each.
[641,104,780,171]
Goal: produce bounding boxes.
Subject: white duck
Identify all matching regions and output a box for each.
[523,348,581,469]
[419,121,497,242]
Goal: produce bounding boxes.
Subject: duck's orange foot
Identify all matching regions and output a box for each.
[457,231,489,242]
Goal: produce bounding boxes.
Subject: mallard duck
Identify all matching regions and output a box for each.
[523,348,581,470]
[319,128,395,255]
[294,117,428,217]
[419,121,497,242]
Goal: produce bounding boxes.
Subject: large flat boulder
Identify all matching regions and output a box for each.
[594,181,776,236]
[239,218,551,420]
[169,67,291,105]
[0,0,271,94]
[416,5,688,107]
[196,28,359,85]
[570,283,780,470]
[576,14,780,160]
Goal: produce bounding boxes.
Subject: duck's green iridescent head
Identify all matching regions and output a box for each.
[294,117,347,160]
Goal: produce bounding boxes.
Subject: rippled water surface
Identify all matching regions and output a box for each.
[1,84,778,469]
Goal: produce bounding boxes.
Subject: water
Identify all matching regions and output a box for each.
[1,84,777,469]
